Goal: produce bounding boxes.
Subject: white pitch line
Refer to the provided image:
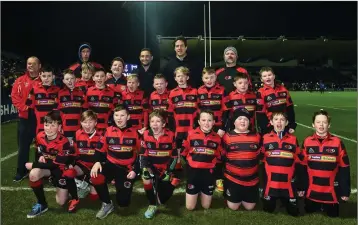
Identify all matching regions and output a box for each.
[305,104,348,111]
[0,151,18,162]
[297,123,357,143]
[0,186,187,194]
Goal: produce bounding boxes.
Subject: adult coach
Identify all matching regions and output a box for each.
[161,36,202,89]
[69,42,103,78]
[11,56,41,182]
[216,46,251,93]
[132,48,158,98]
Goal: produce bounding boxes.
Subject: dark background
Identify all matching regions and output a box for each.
[1,1,357,69]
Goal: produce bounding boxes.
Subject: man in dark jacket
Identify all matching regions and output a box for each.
[69,42,103,78]
[132,48,158,98]
[161,36,202,89]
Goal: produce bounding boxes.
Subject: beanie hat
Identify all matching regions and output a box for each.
[232,108,251,122]
[224,46,238,57]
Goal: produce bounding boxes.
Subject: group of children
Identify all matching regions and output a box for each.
[24,59,351,219]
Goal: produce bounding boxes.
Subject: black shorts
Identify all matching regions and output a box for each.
[49,168,68,189]
[304,199,339,217]
[186,166,215,196]
[156,179,175,204]
[224,179,259,203]
[101,161,135,187]
[145,167,176,204]
[75,162,92,183]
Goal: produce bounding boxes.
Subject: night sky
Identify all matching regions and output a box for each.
[1,1,357,69]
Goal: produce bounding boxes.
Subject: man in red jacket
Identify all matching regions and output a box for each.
[11,56,41,182]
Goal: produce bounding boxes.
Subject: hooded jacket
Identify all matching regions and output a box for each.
[69,43,103,78]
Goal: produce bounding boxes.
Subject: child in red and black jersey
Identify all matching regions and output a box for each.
[181,110,222,211]
[261,112,303,216]
[198,67,228,136]
[300,110,350,217]
[168,66,198,152]
[198,67,228,193]
[222,108,261,211]
[149,74,170,114]
[72,110,101,201]
[90,106,141,220]
[105,57,127,100]
[256,67,296,135]
[25,111,79,218]
[139,109,178,219]
[75,63,95,94]
[57,69,87,142]
[224,73,257,132]
[27,66,60,134]
[168,66,199,173]
[86,68,117,134]
[121,74,149,134]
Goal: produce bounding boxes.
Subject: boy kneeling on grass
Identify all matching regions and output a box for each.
[140,109,179,219]
[222,108,261,211]
[72,110,101,203]
[181,110,222,211]
[25,111,79,218]
[90,106,141,220]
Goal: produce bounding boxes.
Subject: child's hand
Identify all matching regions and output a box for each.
[106,73,112,80]
[90,162,102,178]
[39,156,46,163]
[297,191,305,197]
[288,128,295,134]
[341,196,349,201]
[138,127,147,135]
[217,129,225,138]
[25,162,33,170]
[127,171,136,179]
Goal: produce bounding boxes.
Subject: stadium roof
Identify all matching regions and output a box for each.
[158,37,357,64]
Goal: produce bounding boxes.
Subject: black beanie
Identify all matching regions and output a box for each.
[232,108,251,122]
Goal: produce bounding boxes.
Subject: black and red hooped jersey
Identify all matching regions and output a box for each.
[222,131,261,186]
[97,125,141,171]
[105,75,126,100]
[140,128,177,171]
[168,86,198,139]
[27,83,60,133]
[301,133,350,204]
[73,129,102,170]
[256,83,296,131]
[75,78,94,94]
[86,86,117,131]
[181,127,222,169]
[57,87,87,138]
[149,89,170,113]
[122,89,149,130]
[198,83,227,129]
[36,131,76,169]
[215,66,252,92]
[261,131,301,198]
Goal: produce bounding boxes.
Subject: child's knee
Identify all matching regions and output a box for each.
[56,197,66,206]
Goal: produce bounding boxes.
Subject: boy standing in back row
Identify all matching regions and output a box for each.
[256,67,296,135]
